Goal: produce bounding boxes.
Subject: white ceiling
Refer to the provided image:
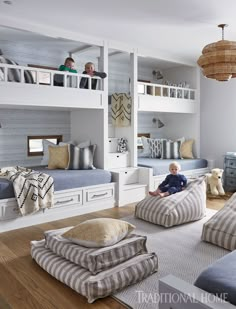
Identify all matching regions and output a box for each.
[1,0,236,65]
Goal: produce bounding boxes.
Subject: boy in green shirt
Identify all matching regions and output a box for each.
[59,57,77,73]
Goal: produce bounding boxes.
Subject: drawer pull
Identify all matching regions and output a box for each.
[55,198,73,205]
[230,162,233,165]
[91,192,108,199]
[116,155,120,158]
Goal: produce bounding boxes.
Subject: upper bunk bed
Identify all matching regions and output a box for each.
[137,81,197,113]
[0,63,105,109]
[0,25,108,110]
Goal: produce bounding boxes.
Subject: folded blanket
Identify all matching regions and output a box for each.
[1,166,54,215]
[44,227,148,274]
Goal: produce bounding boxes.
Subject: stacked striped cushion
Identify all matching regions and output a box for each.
[31,227,158,303]
[201,193,236,250]
[31,240,158,303]
[44,227,148,274]
[135,176,206,227]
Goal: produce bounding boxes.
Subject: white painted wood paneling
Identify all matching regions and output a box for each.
[200,77,236,168]
[70,109,105,169]
[0,108,71,167]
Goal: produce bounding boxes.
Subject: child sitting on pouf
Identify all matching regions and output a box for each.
[149,161,187,198]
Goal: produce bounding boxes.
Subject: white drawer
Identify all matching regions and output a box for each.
[54,191,82,208]
[119,168,139,185]
[1,204,21,220]
[120,184,147,205]
[85,187,114,203]
[107,152,129,169]
[108,137,119,152]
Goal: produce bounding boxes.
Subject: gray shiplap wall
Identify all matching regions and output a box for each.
[0,108,71,167]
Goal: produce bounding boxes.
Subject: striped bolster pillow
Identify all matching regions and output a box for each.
[161,139,181,159]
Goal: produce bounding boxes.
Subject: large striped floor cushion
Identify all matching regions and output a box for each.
[44,227,147,274]
[135,176,206,227]
[31,240,158,303]
[201,193,236,250]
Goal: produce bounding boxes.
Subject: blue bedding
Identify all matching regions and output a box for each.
[138,158,208,176]
[194,250,236,305]
[0,168,112,200]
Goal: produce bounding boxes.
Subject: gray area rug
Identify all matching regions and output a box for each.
[114,209,229,309]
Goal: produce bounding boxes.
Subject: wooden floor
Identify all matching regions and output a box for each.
[0,199,226,309]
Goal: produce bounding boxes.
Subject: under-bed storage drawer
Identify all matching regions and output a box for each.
[54,190,83,208]
[85,187,114,203]
[0,199,20,220]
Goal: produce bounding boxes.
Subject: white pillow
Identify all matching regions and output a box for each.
[140,136,151,157]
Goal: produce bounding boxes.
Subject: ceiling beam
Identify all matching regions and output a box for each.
[68,44,93,55]
[108,51,124,57]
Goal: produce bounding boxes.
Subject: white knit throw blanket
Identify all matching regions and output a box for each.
[1,166,54,216]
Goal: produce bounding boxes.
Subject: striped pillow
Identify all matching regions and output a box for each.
[45,228,147,274]
[161,139,181,159]
[67,144,96,170]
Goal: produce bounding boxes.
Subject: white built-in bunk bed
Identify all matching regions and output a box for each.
[137,68,210,191]
[0,61,115,232]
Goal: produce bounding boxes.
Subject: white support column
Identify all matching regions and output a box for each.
[99,41,109,169]
[130,50,138,167]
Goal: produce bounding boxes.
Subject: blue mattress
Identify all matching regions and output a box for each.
[138,158,208,176]
[0,168,112,200]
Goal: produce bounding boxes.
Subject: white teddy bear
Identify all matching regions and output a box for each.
[206,168,225,195]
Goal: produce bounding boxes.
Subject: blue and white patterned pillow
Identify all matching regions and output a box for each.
[148,138,162,158]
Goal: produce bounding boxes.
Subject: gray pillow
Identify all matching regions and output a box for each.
[67,144,96,170]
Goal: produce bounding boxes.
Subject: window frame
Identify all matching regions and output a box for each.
[27,135,62,157]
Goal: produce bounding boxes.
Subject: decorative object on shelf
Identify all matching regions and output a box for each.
[111,93,132,127]
[117,137,128,153]
[197,24,236,81]
[152,70,163,80]
[152,118,164,128]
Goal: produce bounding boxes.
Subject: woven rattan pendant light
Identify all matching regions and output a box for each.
[197,24,236,81]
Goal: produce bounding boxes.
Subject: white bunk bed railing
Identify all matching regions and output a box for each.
[138,81,196,101]
[0,63,103,90]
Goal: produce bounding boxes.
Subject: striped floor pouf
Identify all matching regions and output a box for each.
[202,192,236,250]
[135,176,206,227]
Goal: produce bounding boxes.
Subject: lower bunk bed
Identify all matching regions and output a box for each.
[138,158,211,191]
[0,167,115,232]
